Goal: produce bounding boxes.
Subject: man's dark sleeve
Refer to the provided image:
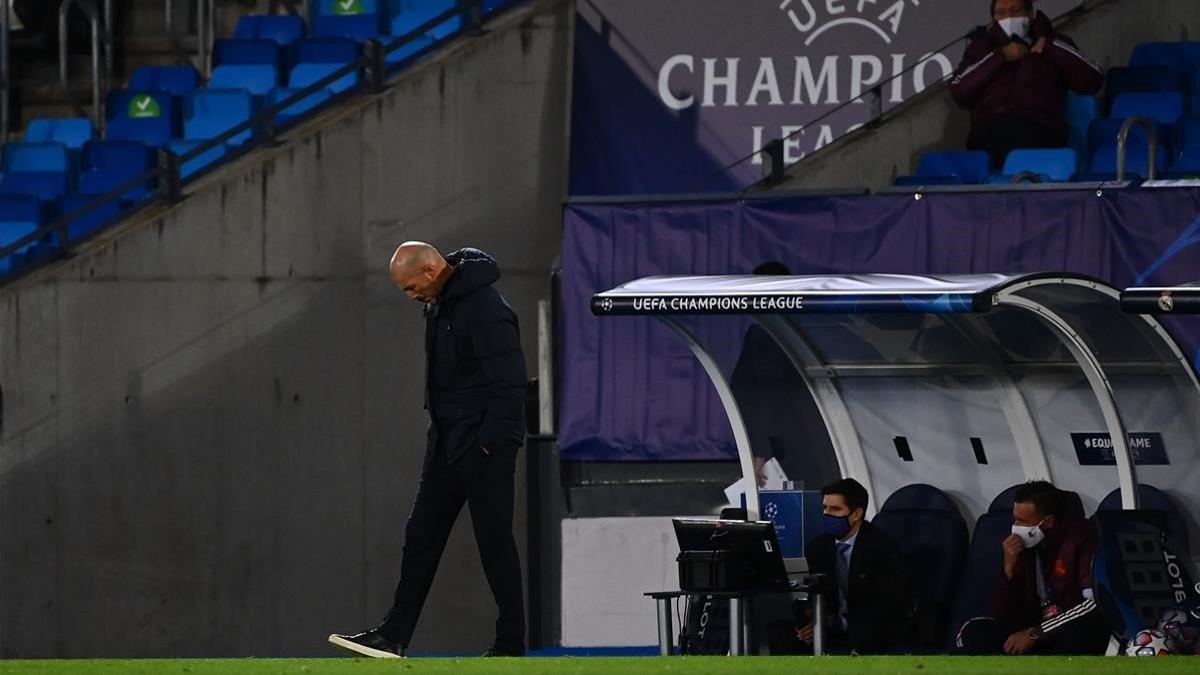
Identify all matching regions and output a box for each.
[993,559,1026,627]
[471,296,527,451]
[1041,35,1104,95]
[949,36,1006,109]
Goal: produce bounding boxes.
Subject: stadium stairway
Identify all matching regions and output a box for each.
[0,0,571,658]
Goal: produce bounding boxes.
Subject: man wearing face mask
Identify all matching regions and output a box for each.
[957,481,1110,655]
[771,478,911,655]
[949,0,1103,168]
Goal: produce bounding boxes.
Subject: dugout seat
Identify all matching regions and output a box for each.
[873,484,968,650]
[945,484,1084,647]
[1092,509,1199,642]
[1096,485,1191,555]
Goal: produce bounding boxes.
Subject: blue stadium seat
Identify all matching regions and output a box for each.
[1066,93,1098,160]
[1001,148,1078,182]
[1096,485,1190,554]
[23,117,95,149]
[289,38,362,93]
[1087,118,1171,164]
[234,14,306,46]
[164,90,257,180]
[295,36,361,66]
[0,195,45,270]
[60,194,125,241]
[0,142,73,201]
[265,86,334,125]
[1168,148,1200,177]
[213,38,284,68]
[1110,92,1186,125]
[913,151,990,184]
[78,140,157,201]
[1104,67,1187,113]
[1089,145,1169,177]
[1177,117,1200,153]
[105,90,180,146]
[312,0,384,41]
[872,484,968,650]
[1193,70,1200,115]
[893,174,964,187]
[386,0,462,64]
[210,65,281,97]
[182,89,257,146]
[128,65,201,98]
[1130,41,1200,73]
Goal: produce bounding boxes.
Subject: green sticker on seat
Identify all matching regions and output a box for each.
[333,0,365,15]
[128,94,161,119]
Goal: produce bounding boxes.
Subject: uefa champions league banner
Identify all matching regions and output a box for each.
[569,0,1079,196]
[558,188,1200,461]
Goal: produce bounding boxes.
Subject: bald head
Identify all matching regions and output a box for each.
[390,241,451,303]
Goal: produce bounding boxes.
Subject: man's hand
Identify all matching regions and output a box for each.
[1002,534,1025,580]
[1002,41,1029,61]
[1003,628,1037,655]
[796,622,814,644]
[753,456,768,487]
[1031,37,1048,54]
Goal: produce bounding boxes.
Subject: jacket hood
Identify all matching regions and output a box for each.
[441,248,500,301]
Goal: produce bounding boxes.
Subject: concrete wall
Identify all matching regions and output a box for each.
[0,0,572,657]
[768,0,1200,192]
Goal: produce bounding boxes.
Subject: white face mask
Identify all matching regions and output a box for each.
[998,16,1031,40]
[1012,518,1047,548]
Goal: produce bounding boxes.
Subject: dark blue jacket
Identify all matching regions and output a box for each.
[424,248,527,462]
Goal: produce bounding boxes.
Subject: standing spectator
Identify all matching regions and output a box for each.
[949,0,1103,168]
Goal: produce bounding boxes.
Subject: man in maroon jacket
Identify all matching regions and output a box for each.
[949,0,1104,168]
[957,481,1111,655]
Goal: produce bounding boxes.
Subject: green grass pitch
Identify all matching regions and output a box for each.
[0,657,1195,674]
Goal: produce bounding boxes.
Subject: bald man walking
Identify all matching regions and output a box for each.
[330,243,527,658]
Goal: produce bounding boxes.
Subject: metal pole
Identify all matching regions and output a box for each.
[537,300,555,436]
[90,9,101,128]
[729,597,744,655]
[207,0,216,77]
[655,598,673,656]
[812,589,825,655]
[1,0,10,140]
[196,0,208,77]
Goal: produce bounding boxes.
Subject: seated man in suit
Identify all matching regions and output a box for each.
[957,481,1110,655]
[770,478,911,654]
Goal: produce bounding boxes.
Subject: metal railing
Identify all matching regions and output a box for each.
[58,0,113,131]
[164,1,217,74]
[1,0,521,282]
[1,0,11,140]
[1116,116,1158,182]
[740,0,1103,194]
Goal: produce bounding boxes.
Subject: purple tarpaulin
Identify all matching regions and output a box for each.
[559,188,1200,461]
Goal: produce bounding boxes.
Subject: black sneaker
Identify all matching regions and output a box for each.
[482,646,525,657]
[327,630,406,658]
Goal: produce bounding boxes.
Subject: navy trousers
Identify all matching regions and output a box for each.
[378,436,525,651]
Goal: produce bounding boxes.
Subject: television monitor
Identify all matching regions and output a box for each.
[672,518,789,590]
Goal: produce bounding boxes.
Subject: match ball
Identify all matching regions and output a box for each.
[1158,608,1199,649]
[1125,629,1176,657]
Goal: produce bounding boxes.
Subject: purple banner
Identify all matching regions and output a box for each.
[569,0,1080,195]
[559,188,1200,461]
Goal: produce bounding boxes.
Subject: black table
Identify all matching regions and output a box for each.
[645,576,827,656]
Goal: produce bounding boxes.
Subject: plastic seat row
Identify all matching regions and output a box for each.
[873,482,1192,651]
